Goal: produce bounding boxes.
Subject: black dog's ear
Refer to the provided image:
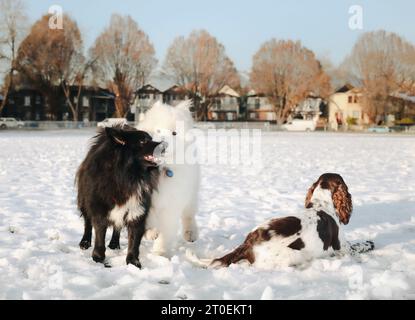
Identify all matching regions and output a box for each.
[105,127,126,145]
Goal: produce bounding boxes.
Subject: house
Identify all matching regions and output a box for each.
[163,85,192,106]
[133,83,191,122]
[134,82,202,121]
[1,88,45,120]
[79,87,116,122]
[208,85,240,121]
[290,94,329,129]
[388,92,415,123]
[328,84,370,130]
[134,84,164,116]
[0,86,116,121]
[59,86,116,121]
[293,95,327,120]
[246,90,276,121]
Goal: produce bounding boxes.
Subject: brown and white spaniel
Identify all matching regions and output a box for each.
[212,173,374,269]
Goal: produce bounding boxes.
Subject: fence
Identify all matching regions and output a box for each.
[22,121,99,129]
[15,121,281,131]
[4,120,414,133]
[194,121,282,131]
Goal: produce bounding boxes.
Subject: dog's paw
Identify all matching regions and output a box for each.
[183,229,198,242]
[79,239,91,250]
[366,240,375,250]
[126,255,142,269]
[152,245,172,258]
[349,240,375,255]
[144,228,159,240]
[108,241,121,250]
[92,253,105,264]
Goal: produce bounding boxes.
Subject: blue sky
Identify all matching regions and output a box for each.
[25,0,415,72]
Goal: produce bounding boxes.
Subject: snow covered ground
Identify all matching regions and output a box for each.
[0,129,414,300]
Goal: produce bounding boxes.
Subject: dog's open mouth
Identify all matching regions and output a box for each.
[143,141,167,166]
[143,154,161,166]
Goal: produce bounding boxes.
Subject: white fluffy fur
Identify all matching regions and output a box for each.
[109,195,145,229]
[137,100,200,257]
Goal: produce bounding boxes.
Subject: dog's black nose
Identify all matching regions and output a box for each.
[159,141,168,153]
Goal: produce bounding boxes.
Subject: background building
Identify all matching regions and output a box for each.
[328,84,370,130]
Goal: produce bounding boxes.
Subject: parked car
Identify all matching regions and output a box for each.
[367,126,392,133]
[0,117,24,129]
[282,119,316,132]
[97,118,128,128]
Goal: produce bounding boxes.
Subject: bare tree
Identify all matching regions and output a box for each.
[16,14,85,120]
[89,14,157,117]
[61,58,96,122]
[250,39,331,124]
[0,0,27,114]
[342,30,415,122]
[163,30,240,120]
[318,54,357,89]
[57,19,87,122]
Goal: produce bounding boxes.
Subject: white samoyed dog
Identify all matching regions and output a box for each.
[137,100,200,257]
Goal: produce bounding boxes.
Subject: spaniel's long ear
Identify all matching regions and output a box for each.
[332,182,352,225]
[305,181,318,209]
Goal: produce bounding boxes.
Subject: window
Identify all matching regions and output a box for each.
[353,111,360,118]
[74,96,78,104]
[82,96,89,107]
[215,98,222,109]
[255,98,260,109]
[35,95,41,105]
[348,96,353,103]
[24,96,31,106]
[354,96,359,103]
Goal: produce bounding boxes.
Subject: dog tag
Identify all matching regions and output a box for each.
[165,169,174,177]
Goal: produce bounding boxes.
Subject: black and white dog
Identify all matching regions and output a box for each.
[76,125,166,268]
[212,173,374,269]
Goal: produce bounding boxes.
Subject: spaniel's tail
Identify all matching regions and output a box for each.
[210,243,254,268]
[184,245,252,269]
